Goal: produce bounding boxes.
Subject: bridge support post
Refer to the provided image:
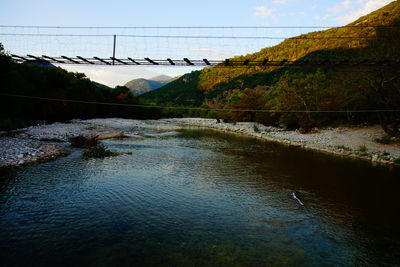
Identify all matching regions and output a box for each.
[112,34,116,65]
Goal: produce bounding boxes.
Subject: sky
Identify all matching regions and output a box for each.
[0,0,394,87]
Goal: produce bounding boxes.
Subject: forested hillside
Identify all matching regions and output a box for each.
[141,1,400,135]
[0,48,160,130]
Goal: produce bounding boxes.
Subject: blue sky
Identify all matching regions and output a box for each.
[0,0,393,86]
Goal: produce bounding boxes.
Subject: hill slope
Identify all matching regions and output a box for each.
[141,1,400,134]
[142,1,399,102]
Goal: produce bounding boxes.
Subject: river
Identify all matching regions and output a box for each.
[1,127,399,266]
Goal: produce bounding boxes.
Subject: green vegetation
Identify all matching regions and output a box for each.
[197,2,400,91]
[0,53,162,130]
[82,145,117,159]
[253,124,260,133]
[374,134,393,144]
[0,43,5,55]
[142,71,204,106]
[358,145,368,152]
[380,151,391,161]
[358,152,370,157]
[142,2,400,135]
[394,158,400,164]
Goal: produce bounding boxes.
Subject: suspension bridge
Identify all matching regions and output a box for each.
[1,25,398,67]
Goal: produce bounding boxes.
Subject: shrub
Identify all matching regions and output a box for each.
[253,124,260,133]
[374,134,393,144]
[358,145,368,152]
[358,152,370,157]
[82,145,117,159]
[394,158,400,164]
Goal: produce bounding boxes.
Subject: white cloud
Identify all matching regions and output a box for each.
[272,0,287,4]
[291,11,306,16]
[319,0,392,24]
[326,0,352,14]
[315,0,353,22]
[337,0,393,24]
[254,6,276,18]
[174,45,232,59]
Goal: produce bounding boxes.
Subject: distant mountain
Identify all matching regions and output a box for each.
[124,75,180,96]
[151,75,174,82]
[91,81,112,89]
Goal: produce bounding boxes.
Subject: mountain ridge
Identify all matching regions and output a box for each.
[124,75,180,95]
[142,1,399,102]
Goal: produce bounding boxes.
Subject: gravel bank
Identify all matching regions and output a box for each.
[0,120,124,168]
[1,118,399,168]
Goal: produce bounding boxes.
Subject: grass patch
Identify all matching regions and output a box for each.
[253,124,260,133]
[374,134,393,144]
[357,152,370,157]
[82,145,117,159]
[380,151,391,161]
[358,145,368,152]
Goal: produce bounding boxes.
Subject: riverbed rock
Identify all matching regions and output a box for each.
[68,135,98,148]
[95,131,124,140]
[69,131,124,148]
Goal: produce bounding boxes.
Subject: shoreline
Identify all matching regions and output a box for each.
[1,118,399,169]
[166,118,400,167]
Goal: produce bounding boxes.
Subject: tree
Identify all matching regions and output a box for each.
[270,70,339,130]
[0,43,4,55]
[360,67,400,137]
[357,19,400,136]
[225,88,268,123]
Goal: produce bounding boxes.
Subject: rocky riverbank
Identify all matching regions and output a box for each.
[1,118,399,168]
[0,120,124,168]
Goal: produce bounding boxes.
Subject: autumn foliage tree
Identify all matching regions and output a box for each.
[224,88,269,123]
[270,70,340,130]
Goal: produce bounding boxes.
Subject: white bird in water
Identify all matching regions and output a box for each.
[292,192,304,206]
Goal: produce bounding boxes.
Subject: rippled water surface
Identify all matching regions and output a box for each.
[1,128,400,266]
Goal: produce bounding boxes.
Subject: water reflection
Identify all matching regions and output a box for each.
[0,128,399,266]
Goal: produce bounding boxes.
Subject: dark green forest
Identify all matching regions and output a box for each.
[0,45,163,130]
